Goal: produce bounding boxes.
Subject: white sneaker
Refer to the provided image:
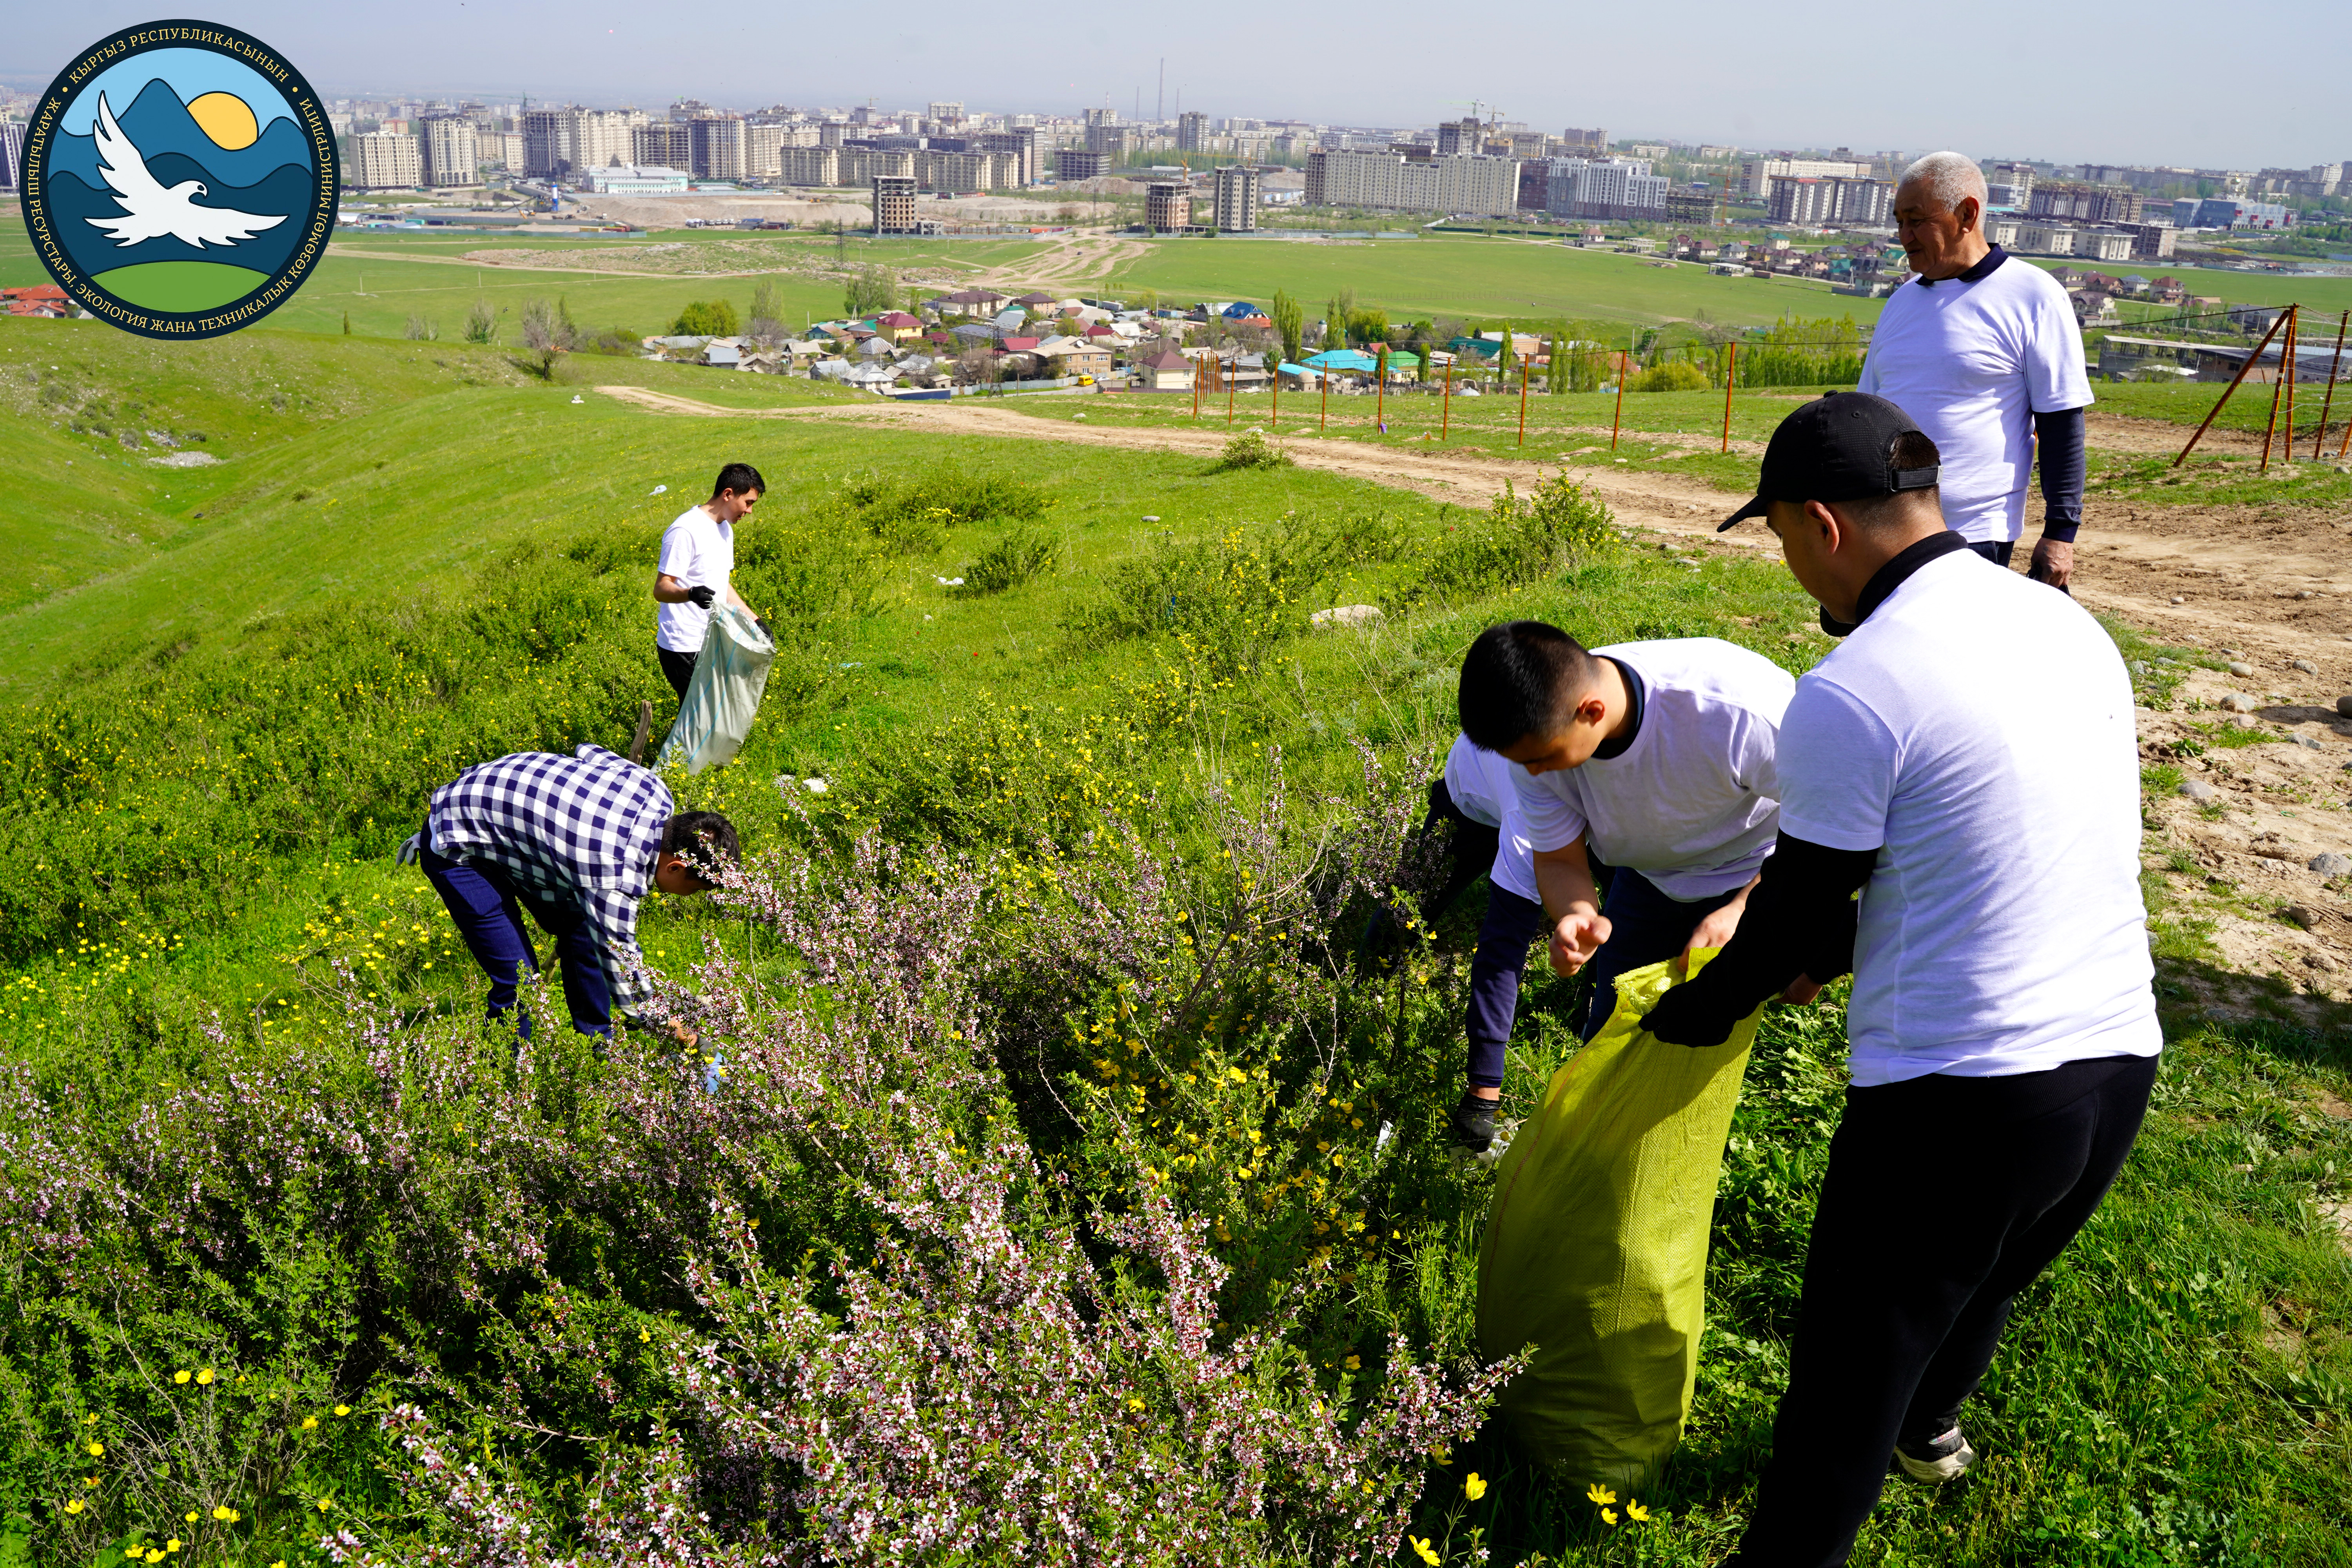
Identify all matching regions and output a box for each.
[1893,1425,1977,1483]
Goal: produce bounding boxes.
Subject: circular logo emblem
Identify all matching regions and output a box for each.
[18,22,339,339]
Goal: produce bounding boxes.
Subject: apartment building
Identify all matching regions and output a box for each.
[840,146,917,186]
[1210,165,1259,231]
[1305,149,1518,217]
[690,115,746,181]
[1177,111,1209,152]
[1768,175,1892,226]
[1542,158,1670,220]
[524,106,641,178]
[419,114,479,188]
[774,145,840,186]
[873,174,918,235]
[2028,181,2144,225]
[1056,148,1112,180]
[634,121,692,170]
[1558,127,1608,155]
[1434,118,1484,156]
[350,130,422,190]
[1741,156,1869,198]
[1146,180,1192,231]
[976,128,1039,185]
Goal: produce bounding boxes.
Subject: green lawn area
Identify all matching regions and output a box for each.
[1108,234,1885,329]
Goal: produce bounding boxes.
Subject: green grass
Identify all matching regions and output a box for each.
[0,325,2348,1564]
[1107,234,1884,329]
[89,260,270,313]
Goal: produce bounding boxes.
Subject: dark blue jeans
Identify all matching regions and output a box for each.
[1581,866,1741,1040]
[418,842,613,1040]
[1466,887,1548,1088]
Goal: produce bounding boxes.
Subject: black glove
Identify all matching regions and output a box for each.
[685,584,716,610]
[755,616,772,639]
[1638,982,1740,1049]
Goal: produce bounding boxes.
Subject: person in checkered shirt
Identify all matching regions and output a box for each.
[402,744,739,1042]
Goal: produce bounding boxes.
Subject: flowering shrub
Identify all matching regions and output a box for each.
[0,745,1514,1563]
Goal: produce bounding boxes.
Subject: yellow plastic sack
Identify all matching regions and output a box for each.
[1476,952,1763,1490]
[657,602,775,775]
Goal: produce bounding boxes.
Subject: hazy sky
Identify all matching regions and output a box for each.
[7,1,2347,171]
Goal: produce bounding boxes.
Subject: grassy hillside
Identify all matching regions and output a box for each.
[0,323,2346,1566]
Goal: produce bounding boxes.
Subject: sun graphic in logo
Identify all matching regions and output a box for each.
[185,92,260,151]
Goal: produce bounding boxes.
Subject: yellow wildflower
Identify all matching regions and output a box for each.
[301,1416,317,1430]
[85,1441,103,1457]
[333,1404,351,1416]
[1464,1472,1487,1501]
[172,1371,191,1385]
[212,1505,238,1521]
[195,1369,215,1385]
[1585,1483,1615,1506]
[184,1512,199,1524]
[1626,1500,1651,1523]
[1601,1506,1618,1525]
[1408,1537,1441,1567]
[83,1477,96,1488]
[64,1499,84,1515]
[1344,1354,1361,1371]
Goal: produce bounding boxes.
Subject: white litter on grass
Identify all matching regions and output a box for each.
[1375,1121,1394,1154]
[922,613,933,621]
[145,452,219,467]
[802,777,829,794]
[935,575,964,586]
[650,484,668,495]
[570,394,584,404]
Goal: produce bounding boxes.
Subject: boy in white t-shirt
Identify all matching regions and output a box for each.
[1662,391,2159,1568]
[1455,625,1800,1049]
[1368,735,1548,1152]
[653,461,768,700]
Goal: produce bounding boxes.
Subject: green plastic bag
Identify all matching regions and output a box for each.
[1476,952,1763,1489]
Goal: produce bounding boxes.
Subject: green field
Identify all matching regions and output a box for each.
[1107,234,1884,329]
[0,315,2348,1565]
[89,260,270,313]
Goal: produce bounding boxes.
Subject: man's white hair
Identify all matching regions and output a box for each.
[1898,151,1989,213]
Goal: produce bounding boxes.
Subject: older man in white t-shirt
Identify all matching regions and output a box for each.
[653,461,767,701]
[1674,392,2160,1567]
[1857,151,2090,591]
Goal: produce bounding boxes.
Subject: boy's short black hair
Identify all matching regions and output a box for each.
[1457,621,1599,751]
[661,810,741,886]
[711,462,766,499]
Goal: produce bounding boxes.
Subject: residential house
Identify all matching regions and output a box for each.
[1136,350,1195,391]
[873,310,924,343]
[1039,336,1112,377]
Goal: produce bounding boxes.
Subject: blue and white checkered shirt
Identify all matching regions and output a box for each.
[421,745,673,1020]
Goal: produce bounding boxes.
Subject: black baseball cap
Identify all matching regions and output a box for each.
[1718,392,1940,531]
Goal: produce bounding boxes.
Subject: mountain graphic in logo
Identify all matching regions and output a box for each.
[22,25,338,338]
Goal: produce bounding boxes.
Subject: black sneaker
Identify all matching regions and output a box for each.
[1893,1424,1977,1483]
[1449,1092,1498,1153]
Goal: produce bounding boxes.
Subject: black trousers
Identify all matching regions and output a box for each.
[658,645,698,702]
[1728,1051,2160,1568]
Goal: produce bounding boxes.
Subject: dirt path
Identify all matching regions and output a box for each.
[973,231,1151,294]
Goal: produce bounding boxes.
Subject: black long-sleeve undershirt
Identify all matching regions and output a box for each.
[1641,832,1877,1047]
[2035,406,2086,544]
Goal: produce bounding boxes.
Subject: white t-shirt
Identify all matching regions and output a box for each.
[1443,734,1536,901]
[1857,252,2092,546]
[1777,547,2159,1086]
[654,505,735,653]
[1508,639,1794,900]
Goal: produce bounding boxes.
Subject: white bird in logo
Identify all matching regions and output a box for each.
[83,91,288,249]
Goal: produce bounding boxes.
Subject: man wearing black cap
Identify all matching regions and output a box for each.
[1656,392,2159,1567]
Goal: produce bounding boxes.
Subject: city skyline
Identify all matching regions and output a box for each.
[3,0,2347,172]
